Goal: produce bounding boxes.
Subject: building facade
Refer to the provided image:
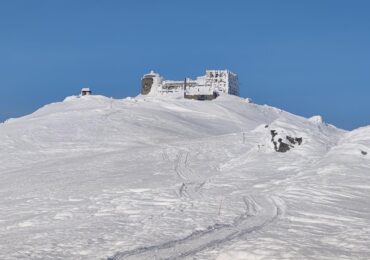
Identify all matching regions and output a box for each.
[80,88,92,96]
[141,70,239,100]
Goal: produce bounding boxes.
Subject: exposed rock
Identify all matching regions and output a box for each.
[361,150,367,155]
[270,130,277,138]
[286,136,296,144]
[295,137,303,145]
[277,138,291,152]
[270,130,278,151]
[270,129,303,153]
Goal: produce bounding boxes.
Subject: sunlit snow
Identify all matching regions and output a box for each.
[0,94,369,259]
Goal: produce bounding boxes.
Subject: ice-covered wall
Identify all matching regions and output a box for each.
[204,70,239,96]
[141,70,239,99]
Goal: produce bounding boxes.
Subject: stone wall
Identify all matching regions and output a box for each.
[141,77,154,95]
[184,92,218,101]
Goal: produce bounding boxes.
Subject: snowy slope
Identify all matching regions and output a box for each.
[0,94,369,260]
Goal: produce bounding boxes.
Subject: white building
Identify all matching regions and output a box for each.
[141,70,239,100]
[80,88,92,96]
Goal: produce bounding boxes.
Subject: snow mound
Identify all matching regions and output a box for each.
[1,94,369,260]
[308,115,324,124]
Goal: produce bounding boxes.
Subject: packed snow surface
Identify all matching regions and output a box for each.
[0,94,369,259]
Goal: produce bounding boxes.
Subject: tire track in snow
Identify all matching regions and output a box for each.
[108,196,283,260]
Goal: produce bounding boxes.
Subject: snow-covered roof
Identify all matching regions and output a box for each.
[144,70,158,76]
[81,88,91,92]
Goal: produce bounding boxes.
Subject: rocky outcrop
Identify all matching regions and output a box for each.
[270,130,303,153]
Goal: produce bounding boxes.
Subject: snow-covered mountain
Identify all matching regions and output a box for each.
[0,94,369,260]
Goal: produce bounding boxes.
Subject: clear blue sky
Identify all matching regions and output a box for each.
[1,0,370,129]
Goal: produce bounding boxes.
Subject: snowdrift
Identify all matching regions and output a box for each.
[0,94,369,260]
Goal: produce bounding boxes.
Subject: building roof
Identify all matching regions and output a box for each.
[81,88,91,92]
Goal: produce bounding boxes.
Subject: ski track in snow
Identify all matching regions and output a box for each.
[173,150,206,199]
[108,196,282,260]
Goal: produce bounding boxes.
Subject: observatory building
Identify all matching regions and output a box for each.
[141,70,239,100]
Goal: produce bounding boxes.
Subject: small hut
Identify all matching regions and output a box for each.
[81,88,92,96]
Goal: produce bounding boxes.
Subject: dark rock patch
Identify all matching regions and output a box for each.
[361,150,367,155]
[270,130,278,151]
[286,136,296,144]
[277,138,291,153]
[270,129,303,153]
